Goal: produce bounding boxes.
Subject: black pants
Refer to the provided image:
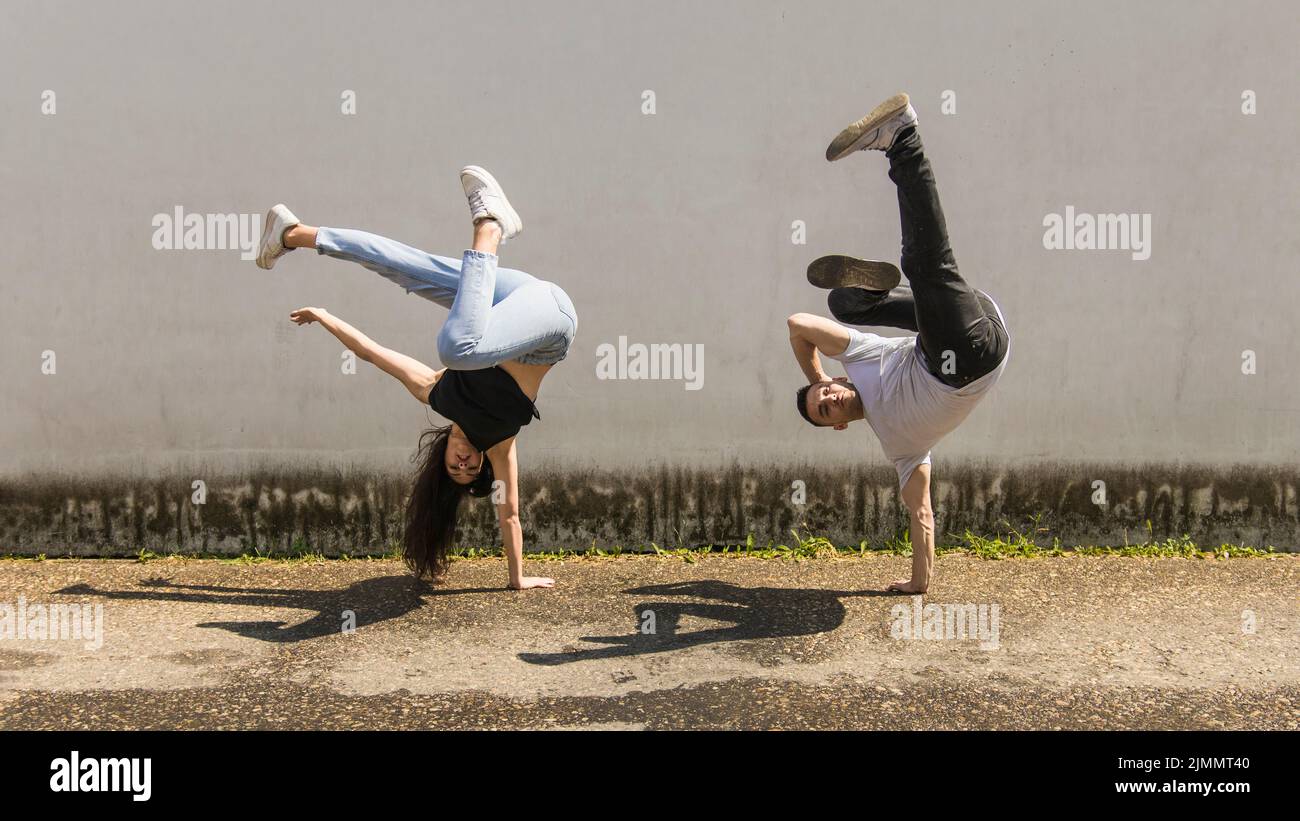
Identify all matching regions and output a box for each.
[828,126,1008,388]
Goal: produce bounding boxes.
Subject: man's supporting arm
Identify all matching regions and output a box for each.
[892,463,934,594]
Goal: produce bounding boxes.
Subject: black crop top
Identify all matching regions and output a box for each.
[427,367,540,452]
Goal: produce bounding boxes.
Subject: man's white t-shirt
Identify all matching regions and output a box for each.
[830,307,1009,493]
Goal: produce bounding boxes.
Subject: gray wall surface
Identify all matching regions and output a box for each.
[2,1,1299,551]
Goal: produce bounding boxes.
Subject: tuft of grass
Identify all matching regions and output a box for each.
[958,527,1048,560]
[882,528,913,556]
[789,528,838,559]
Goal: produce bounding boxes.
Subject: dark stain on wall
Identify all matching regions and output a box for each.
[0,462,1296,557]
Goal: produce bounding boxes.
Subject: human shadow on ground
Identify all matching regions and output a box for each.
[55,575,498,643]
[517,579,892,666]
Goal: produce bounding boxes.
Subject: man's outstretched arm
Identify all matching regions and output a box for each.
[787,313,852,383]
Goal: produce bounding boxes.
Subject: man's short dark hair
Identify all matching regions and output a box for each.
[796,384,820,426]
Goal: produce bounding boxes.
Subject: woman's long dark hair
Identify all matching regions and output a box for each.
[403,425,494,580]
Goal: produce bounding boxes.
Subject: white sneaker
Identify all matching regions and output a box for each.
[825,92,918,161]
[460,165,522,243]
[255,204,300,270]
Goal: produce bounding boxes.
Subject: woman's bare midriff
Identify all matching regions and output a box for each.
[498,360,553,402]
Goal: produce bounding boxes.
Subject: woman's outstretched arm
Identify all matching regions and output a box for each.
[290,307,442,402]
[486,438,554,590]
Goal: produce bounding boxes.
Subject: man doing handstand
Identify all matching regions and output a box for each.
[788,92,1010,594]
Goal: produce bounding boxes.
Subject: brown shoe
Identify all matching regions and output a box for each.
[807,255,902,291]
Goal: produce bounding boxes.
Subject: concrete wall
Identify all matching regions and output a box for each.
[3,1,1298,552]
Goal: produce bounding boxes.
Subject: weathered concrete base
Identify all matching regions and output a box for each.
[1,462,1297,557]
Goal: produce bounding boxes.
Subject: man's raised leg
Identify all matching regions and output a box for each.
[826,93,1006,385]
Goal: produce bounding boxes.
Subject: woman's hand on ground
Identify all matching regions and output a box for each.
[509,576,555,590]
[290,307,328,326]
[886,578,928,595]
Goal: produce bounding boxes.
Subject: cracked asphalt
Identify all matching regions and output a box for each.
[0,554,1296,730]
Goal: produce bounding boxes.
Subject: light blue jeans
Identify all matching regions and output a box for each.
[315,227,577,368]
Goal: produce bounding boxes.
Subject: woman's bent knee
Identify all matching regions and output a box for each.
[436,329,481,367]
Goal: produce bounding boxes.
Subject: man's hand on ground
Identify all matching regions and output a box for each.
[887,578,929,594]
